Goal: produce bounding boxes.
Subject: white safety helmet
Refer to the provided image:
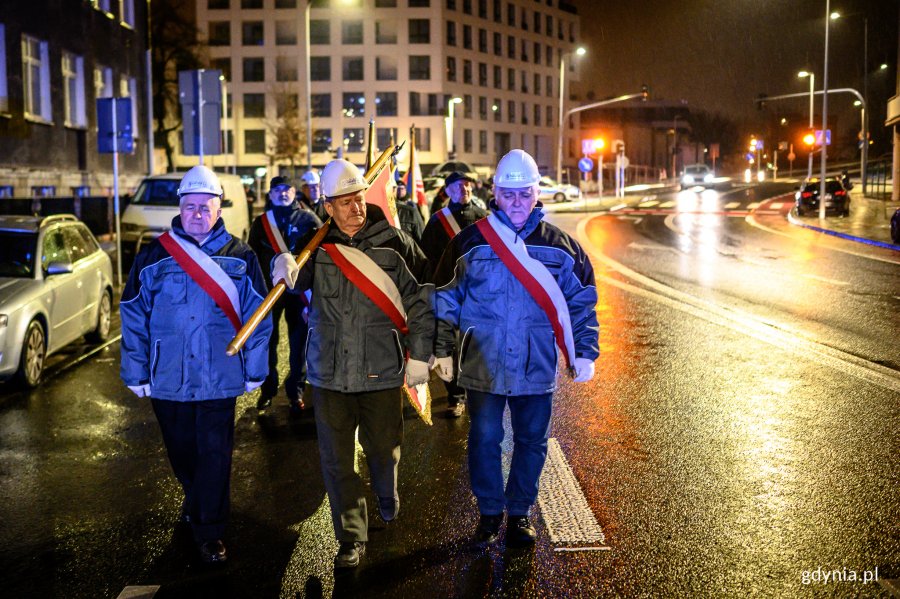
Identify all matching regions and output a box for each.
[493,149,541,189]
[177,165,223,197]
[321,159,368,199]
[301,170,320,186]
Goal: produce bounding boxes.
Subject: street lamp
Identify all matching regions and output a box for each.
[446,96,462,159]
[819,0,832,220]
[254,166,267,211]
[556,46,586,183]
[798,70,815,180]
[831,12,870,193]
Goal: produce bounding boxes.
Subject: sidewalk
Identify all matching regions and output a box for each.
[789,186,900,250]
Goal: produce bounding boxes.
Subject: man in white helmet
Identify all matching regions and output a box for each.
[272,159,433,568]
[300,169,328,222]
[120,165,272,564]
[432,149,599,546]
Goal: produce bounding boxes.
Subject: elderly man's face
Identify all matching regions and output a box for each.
[180,193,222,240]
[269,184,295,207]
[325,191,367,236]
[493,185,537,229]
[303,183,320,202]
[447,180,473,205]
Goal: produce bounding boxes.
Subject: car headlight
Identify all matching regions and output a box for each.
[683,175,695,184]
[703,174,714,183]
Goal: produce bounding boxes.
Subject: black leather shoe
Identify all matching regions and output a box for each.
[289,399,305,417]
[334,541,365,568]
[198,539,227,563]
[507,515,536,545]
[475,514,504,545]
[378,495,400,522]
[256,394,273,410]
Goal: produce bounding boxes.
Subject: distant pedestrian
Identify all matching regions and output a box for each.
[120,165,272,563]
[432,150,599,546]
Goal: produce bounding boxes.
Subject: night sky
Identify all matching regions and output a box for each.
[571,0,898,154]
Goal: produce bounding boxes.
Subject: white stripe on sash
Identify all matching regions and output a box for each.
[439,206,461,235]
[167,231,242,323]
[264,210,290,254]
[328,244,406,320]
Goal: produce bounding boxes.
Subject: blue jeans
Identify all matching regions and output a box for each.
[466,390,553,516]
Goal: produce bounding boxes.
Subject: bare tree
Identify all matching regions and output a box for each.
[265,84,307,173]
[151,0,207,171]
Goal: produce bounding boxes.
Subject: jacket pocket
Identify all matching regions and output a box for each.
[364,325,404,380]
[459,324,499,383]
[156,265,187,305]
[151,337,184,393]
[525,325,557,385]
[316,263,341,298]
[306,324,336,381]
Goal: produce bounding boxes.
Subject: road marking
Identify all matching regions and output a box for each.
[116,586,160,599]
[609,203,627,212]
[747,202,760,210]
[801,273,850,286]
[659,200,675,208]
[538,438,608,550]
[638,200,659,208]
[577,219,900,395]
[769,202,784,210]
[724,201,740,209]
[628,241,680,253]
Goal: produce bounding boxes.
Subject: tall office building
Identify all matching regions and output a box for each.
[191,0,581,177]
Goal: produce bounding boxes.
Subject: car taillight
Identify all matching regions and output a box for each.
[834,190,845,196]
[801,191,813,198]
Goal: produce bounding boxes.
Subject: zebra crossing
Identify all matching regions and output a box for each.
[605,195,792,217]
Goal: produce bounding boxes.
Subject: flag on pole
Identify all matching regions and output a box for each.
[365,118,377,173]
[363,161,400,228]
[403,125,427,208]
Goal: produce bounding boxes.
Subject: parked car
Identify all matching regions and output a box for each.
[120,171,251,257]
[680,164,715,190]
[891,208,900,244]
[538,176,581,203]
[0,214,114,387]
[794,177,850,217]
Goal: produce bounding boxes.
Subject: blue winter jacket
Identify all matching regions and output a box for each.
[120,217,272,401]
[433,205,599,396]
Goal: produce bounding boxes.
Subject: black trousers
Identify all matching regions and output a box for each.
[262,292,308,401]
[152,397,236,544]
[445,349,466,408]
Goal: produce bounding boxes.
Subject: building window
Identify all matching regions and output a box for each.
[414,126,431,151]
[463,129,472,153]
[478,0,487,18]
[208,0,229,8]
[520,6,528,30]
[520,39,528,62]
[506,2,515,26]
[546,75,553,97]
[375,92,397,116]
[493,32,501,56]
[242,21,264,46]
[493,98,501,122]
[478,62,487,86]
[520,69,527,92]
[311,93,331,117]
[211,57,231,81]
[463,94,472,118]
[0,26,7,112]
[62,52,86,128]
[409,0,429,6]
[342,56,364,81]
[342,20,363,44]
[533,104,540,127]
[342,92,365,117]
[343,128,365,153]
[409,19,430,43]
[462,25,472,49]
[22,35,51,121]
[275,0,296,7]
[242,57,265,82]
[446,56,456,82]
[377,127,398,150]
[546,105,553,127]
[446,0,456,9]
[312,129,332,153]
[309,20,329,44]
[477,96,487,120]
[375,0,397,5]
[462,0,471,14]
[446,21,456,46]
[208,22,230,46]
[376,20,398,44]
[276,93,298,118]
[521,101,527,124]
[546,15,552,37]
[241,0,262,8]
[479,129,487,153]
[493,65,501,88]
[478,29,487,53]
[94,65,113,99]
[463,60,472,84]
[533,10,541,33]
[243,93,265,118]
[493,0,501,22]
[534,42,541,64]
[409,56,430,80]
[376,56,398,80]
[506,67,514,91]
[244,129,266,154]
[310,56,330,81]
[120,0,135,26]
[546,44,553,67]
[507,35,515,59]
[276,21,297,45]
[276,56,298,81]
[507,99,514,123]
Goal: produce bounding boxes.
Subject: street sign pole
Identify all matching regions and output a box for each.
[111,100,122,288]
[196,70,205,165]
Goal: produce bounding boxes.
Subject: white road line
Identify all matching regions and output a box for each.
[576,219,900,395]
[538,438,608,549]
[609,203,627,212]
[638,200,659,208]
[628,241,680,253]
[747,202,761,210]
[802,273,850,286]
[769,202,784,210]
[724,201,740,209]
[659,201,676,208]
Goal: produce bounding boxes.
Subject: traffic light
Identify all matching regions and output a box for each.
[593,137,605,153]
[641,84,650,101]
[756,93,768,111]
[802,130,816,146]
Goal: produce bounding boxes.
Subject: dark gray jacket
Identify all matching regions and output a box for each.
[294,206,434,393]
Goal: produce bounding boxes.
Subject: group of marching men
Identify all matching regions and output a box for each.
[119,149,600,568]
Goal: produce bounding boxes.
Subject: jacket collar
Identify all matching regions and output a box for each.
[324,203,391,246]
[487,201,545,238]
[171,216,231,254]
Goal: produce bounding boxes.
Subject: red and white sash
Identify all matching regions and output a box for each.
[158,231,243,333]
[475,214,576,370]
[436,206,462,239]
[261,210,290,254]
[319,243,431,422]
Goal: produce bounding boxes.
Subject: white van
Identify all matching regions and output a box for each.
[121,172,251,254]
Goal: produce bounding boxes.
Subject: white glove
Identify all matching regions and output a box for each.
[245,380,264,393]
[405,358,431,386]
[573,358,595,383]
[128,384,151,397]
[432,356,454,382]
[272,252,299,289]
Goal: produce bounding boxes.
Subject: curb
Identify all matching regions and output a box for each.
[786,209,900,252]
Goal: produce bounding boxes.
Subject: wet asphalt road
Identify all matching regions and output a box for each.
[0,183,898,598]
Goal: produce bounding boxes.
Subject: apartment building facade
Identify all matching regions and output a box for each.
[0,0,150,197]
[191,0,581,177]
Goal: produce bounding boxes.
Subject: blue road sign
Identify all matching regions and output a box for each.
[97,97,134,154]
[578,157,594,173]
